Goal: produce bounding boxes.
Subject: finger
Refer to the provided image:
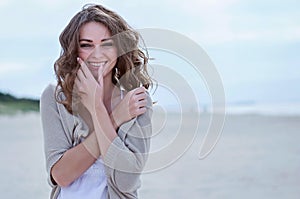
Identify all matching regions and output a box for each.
[134,86,146,95]
[74,77,84,94]
[76,58,86,78]
[97,66,104,84]
[137,99,147,108]
[76,68,85,81]
[101,66,109,78]
[136,107,146,115]
[135,92,147,101]
[77,57,92,79]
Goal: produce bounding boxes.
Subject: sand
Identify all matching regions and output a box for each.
[0,112,299,199]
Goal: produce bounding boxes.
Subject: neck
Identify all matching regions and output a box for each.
[102,73,120,113]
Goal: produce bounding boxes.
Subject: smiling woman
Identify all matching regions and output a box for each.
[40,4,153,199]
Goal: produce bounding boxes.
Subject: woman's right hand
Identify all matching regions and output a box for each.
[110,87,147,129]
[74,57,104,114]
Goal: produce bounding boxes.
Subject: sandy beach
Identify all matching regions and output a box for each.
[0,112,299,199]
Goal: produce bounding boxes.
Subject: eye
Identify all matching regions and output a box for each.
[79,43,93,49]
[101,42,114,48]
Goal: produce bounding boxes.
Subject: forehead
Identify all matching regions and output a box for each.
[79,21,111,42]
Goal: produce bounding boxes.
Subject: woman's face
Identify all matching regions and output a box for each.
[78,21,118,80]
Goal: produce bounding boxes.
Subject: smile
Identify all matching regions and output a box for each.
[88,61,108,67]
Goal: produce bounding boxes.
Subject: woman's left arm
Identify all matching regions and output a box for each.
[89,92,152,195]
[103,94,152,193]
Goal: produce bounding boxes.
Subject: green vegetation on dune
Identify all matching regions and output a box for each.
[0,92,39,114]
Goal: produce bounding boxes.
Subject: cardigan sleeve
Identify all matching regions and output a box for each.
[103,92,153,197]
[40,84,73,187]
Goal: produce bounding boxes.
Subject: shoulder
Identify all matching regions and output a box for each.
[40,83,66,110]
[40,83,57,105]
[41,84,56,100]
[41,84,66,103]
[40,84,59,116]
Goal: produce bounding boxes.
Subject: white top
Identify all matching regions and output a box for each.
[57,158,107,199]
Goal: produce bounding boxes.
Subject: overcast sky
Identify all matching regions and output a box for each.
[0,0,299,106]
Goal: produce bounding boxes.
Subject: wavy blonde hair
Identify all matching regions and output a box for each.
[54,4,152,114]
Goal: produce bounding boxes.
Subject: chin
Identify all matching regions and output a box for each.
[94,72,110,81]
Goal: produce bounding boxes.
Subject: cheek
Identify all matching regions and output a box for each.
[109,51,118,68]
[78,51,90,61]
[110,48,118,61]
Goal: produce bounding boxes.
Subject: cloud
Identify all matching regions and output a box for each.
[0,60,54,98]
[172,0,238,14]
[0,62,27,76]
[0,59,49,78]
[153,0,300,44]
[35,0,69,8]
[0,1,80,39]
[235,27,300,42]
[1,0,298,44]
[0,0,9,7]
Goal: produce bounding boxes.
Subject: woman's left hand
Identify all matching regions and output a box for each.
[74,57,104,113]
[110,87,147,129]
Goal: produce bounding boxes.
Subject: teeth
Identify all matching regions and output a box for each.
[89,61,107,67]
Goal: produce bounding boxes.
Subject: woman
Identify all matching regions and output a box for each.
[40,4,153,199]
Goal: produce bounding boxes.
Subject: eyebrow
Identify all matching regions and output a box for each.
[79,37,113,42]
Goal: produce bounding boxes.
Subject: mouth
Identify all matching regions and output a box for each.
[87,61,108,69]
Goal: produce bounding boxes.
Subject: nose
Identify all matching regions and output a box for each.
[89,44,104,59]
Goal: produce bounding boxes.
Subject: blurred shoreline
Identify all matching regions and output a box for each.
[0,92,39,114]
[1,111,300,198]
